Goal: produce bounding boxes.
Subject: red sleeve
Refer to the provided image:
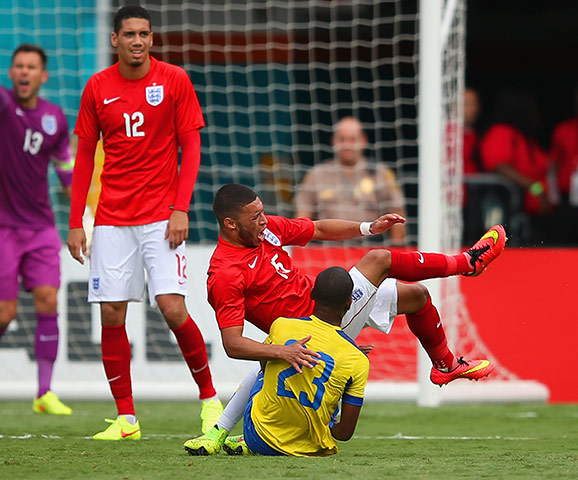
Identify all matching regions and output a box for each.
[266,215,315,246]
[69,137,97,229]
[173,129,201,212]
[174,68,205,135]
[208,267,247,330]
[549,122,566,166]
[479,124,516,172]
[73,77,101,141]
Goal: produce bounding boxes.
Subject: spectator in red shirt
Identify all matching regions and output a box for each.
[549,84,578,244]
[463,87,482,175]
[478,89,553,245]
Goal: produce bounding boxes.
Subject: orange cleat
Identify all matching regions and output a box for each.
[463,225,506,277]
[430,357,495,386]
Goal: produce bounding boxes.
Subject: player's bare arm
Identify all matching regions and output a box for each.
[330,402,362,441]
[67,228,87,265]
[312,213,406,241]
[165,210,189,249]
[221,326,320,373]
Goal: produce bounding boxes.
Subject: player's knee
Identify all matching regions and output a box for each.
[100,302,127,327]
[157,296,187,328]
[32,286,58,314]
[409,283,430,310]
[363,249,392,273]
[397,282,430,314]
[0,302,17,328]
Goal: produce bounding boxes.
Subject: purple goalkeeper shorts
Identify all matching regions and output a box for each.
[0,225,61,301]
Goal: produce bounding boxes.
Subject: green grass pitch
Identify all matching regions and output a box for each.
[1,401,577,479]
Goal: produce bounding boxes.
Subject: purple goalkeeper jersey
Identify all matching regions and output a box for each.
[0,85,73,228]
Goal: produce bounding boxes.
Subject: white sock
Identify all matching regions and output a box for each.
[121,414,137,425]
[216,365,260,432]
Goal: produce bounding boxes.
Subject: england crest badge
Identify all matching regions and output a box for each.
[41,114,58,135]
[146,84,164,106]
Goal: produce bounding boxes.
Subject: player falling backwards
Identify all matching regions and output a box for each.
[184,183,505,455]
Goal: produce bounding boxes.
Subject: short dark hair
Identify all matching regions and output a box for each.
[12,44,47,68]
[311,267,353,309]
[213,184,258,225]
[113,5,151,34]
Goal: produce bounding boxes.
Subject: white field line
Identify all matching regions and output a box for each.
[0,433,536,441]
[355,433,536,440]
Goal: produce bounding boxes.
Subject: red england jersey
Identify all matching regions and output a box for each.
[74,57,204,226]
[207,216,316,332]
[550,117,578,195]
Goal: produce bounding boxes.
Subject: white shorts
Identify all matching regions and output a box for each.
[341,267,398,340]
[88,221,188,307]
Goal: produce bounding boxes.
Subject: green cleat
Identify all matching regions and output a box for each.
[184,425,228,456]
[200,399,224,435]
[93,417,141,441]
[223,435,253,456]
[32,391,72,415]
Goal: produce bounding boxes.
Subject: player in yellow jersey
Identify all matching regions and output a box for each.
[242,266,369,456]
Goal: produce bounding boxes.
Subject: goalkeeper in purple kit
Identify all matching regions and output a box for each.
[0,44,73,414]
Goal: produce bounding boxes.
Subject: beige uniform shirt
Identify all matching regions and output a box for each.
[293,158,405,222]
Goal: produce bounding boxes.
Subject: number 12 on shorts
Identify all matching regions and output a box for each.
[175,253,187,283]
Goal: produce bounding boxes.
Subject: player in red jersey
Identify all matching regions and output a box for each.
[66,5,222,440]
[184,183,504,455]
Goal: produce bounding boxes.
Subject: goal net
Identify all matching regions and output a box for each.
[0,0,547,403]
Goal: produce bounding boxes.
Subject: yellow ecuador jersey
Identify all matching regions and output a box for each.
[250,315,370,456]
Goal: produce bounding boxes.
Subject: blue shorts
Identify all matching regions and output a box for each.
[243,371,285,456]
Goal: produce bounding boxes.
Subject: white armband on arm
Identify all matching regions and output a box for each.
[359,222,373,236]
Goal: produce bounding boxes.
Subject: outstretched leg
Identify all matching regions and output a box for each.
[356,224,506,285]
[397,283,458,372]
[397,283,495,385]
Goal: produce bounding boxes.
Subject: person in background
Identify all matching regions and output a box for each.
[478,88,553,245]
[463,87,482,175]
[461,86,485,245]
[293,117,406,245]
[549,84,578,245]
[0,44,73,415]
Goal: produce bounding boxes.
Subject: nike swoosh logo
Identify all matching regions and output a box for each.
[39,334,59,342]
[436,321,442,328]
[248,256,258,269]
[107,375,122,383]
[417,252,424,264]
[192,363,208,374]
[178,279,187,285]
[482,230,499,244]
[103,96,120,105]
[461,360,491,376]
[120,428,140,438]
